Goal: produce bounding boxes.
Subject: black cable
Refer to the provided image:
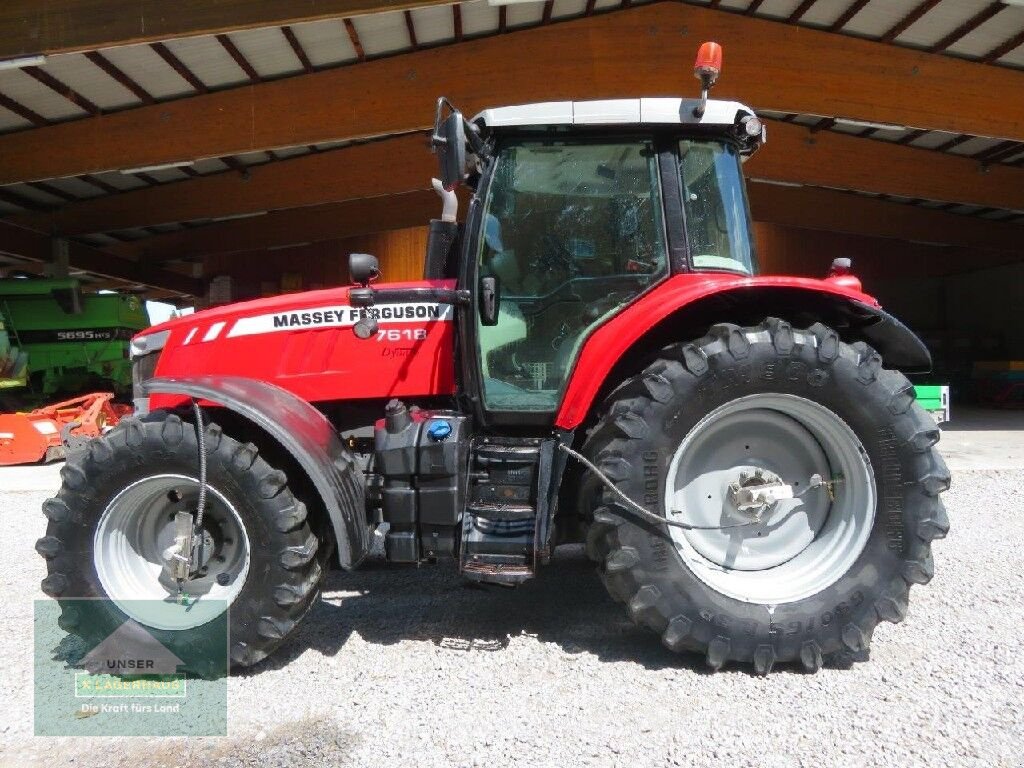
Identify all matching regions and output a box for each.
[558,443,759,531]
[192,400,208,530]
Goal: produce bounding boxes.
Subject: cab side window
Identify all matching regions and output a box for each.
[477,139,667,412]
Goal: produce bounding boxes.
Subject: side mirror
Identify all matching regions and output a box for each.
[432,99,467,191]
[479,275,500,326]
[349,253,380,286]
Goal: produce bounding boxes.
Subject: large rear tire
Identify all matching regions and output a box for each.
[583,319,950,673]
[36,410,325,671]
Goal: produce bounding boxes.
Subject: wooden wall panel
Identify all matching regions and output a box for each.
[753,223,1023,280]
[203,225,428,301]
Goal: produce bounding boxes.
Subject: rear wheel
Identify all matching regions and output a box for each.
[583,319,950,673]
[36,410,324,671]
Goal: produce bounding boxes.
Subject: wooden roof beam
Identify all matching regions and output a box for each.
[107,190,445,261]
[0,220,202,295]
[96,180,1024,263]
[0,0,460,59]
[747,183,1024,253]
[13,116,1024,237]
[12,133,434,235]
[343,18,366,62]
[2,3,1023,185]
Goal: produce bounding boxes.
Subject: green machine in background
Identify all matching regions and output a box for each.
[0,316,29,392]
[914,384,950,425]
[0,278,150,407]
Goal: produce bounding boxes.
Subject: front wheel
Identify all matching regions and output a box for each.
[36,411,325,671]
[583,319,950,673]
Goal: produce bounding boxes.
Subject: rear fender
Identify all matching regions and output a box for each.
[144,375,369,569]
[556,279,931,430]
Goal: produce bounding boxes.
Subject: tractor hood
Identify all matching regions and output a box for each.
[137,279,457,406]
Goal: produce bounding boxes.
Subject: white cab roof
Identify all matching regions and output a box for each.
[473,98,755,129]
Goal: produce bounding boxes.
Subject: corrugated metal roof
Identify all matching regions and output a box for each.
[226,27,305,78]
[162,35,249,89]
[98,43,196,99]
[290,19,359,66]
[0,68,87,121]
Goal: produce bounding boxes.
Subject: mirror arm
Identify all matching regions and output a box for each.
[351,286,472,310]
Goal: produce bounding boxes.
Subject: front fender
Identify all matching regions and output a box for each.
[144,375,369,569]
[555,274,931,430]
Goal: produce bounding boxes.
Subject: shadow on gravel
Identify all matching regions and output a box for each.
[238,545,837,677]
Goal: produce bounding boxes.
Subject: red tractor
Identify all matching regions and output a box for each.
[37,44,949,674]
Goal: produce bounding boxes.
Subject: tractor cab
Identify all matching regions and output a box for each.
[456,96,763,418]
[419,41,765,425]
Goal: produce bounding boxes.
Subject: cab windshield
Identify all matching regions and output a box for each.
[679,140,757,275]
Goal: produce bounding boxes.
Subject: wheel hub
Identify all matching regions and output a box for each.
[725,467,795,519]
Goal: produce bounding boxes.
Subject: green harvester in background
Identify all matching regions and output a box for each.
[0,278,150,409]
[913,384,950,425]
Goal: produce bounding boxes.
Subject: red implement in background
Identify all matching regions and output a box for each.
[0,393,131,466]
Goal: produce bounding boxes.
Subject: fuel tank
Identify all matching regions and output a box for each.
[145,279,457,405]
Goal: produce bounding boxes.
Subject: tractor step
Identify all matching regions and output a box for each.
[464,502,536,521]
[459,437,554,586]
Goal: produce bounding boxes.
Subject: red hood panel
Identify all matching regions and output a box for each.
[147,280,456,404]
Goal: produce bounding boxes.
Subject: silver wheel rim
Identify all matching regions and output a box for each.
[665,393,875,604]
[94,474,250,630]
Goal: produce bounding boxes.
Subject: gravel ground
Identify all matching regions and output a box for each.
[0,467,1022,768]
